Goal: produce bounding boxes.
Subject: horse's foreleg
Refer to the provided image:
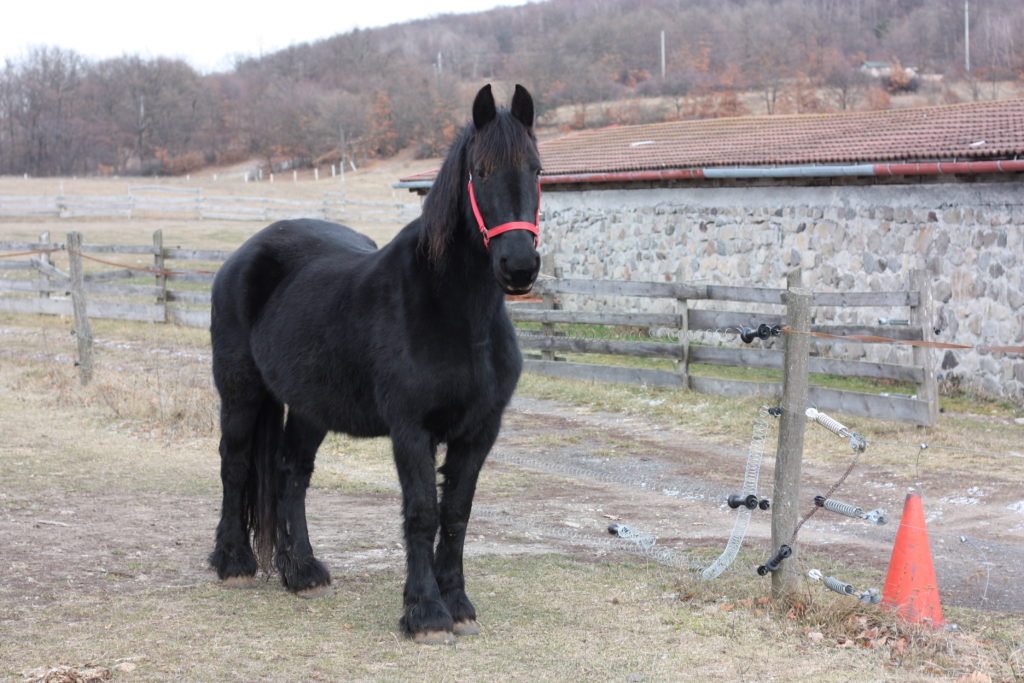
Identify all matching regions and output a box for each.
[434,418,500,636]
[392,428,454,643]
[276,412,330,595]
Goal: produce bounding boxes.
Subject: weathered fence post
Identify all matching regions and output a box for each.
[153,229,168,321]
[675,265,690,389]
[541,252,556,362]
[910,269,938,426]
[771,268,811,602]
[66,232,94,385]
[38,231,51,298]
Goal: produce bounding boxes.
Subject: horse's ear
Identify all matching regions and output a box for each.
[510,84,534,129]
[472,84,497,129]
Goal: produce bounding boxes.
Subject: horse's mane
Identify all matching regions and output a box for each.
[419,110,537,264]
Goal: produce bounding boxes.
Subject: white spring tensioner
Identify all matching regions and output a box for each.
[805,407,867,452]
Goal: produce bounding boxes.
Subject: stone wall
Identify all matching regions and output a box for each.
[538,181,1024,402]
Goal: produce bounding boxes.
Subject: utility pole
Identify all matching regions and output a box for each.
[964,0,971,73]
[660,30,666,79]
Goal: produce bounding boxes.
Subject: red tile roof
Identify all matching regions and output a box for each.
[398,98,1024,184]
[537,98,1024,175]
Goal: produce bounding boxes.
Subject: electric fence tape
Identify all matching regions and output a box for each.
[700,404,779,580]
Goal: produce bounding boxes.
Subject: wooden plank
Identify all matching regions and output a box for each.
[509,308,679,327]
[705,284,785,304]
[30,257,69,281]
[0,241,61,251]
[167,271,216,284]
[688,374,781,398]
[811,324,923,341]
[164,247,232,262]
[81,243,156,255]
[0,277,49,293]
[167,307,210,328]
[0,297,73,316]
[523,359,684,388]
[85,282,162,297]
[807,386,931,426]
[167,290,212,304]
[814,290,918,307]
[689,345,923,382]
[687,309,925,341]
[532,278,693,299]
[689,309,784,330]
[84,269,149,284]
[0,261,35,271]
[518,334,681,359]
[0,296,164,321]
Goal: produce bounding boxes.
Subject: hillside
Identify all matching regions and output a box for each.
[2,0,1023,177]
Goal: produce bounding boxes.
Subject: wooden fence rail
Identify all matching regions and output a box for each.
[0,186,420,224]
[0,232,937,425]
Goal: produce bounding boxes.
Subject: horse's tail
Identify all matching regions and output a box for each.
[244,396,284,575]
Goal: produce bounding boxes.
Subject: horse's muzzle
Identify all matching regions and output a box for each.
[497,252,540,295]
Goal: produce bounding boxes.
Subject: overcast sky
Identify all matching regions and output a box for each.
[3,0,533,73]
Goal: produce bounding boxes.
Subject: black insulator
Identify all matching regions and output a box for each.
[756,544,792,576]
[767,407,782,417]
[813,495,826,507]
[739,327,757,343]
[755,323,772,340]
[769,324,782,337]
[607,523,621,535]
[728,493,759,510]
[758,498,771,510]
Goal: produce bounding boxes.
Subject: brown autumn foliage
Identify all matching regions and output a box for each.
[2,0,1023,176]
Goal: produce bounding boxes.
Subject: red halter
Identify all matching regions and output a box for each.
[467,174,541,249]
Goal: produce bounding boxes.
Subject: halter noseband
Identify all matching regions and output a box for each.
[467,173,541,249]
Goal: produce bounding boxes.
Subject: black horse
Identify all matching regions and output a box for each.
[208,84,541,644]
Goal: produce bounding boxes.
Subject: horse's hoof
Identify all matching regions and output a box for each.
[296,584,333,599]
[222,575,257,588]
[453,620,481,636]
[413,630,457,646]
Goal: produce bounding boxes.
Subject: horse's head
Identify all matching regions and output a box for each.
[465,84,542,295]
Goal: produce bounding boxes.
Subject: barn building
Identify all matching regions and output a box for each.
[398,98,1024,402]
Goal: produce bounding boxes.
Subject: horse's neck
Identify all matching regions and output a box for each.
[426,228,506,332]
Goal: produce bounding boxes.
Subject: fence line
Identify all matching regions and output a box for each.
[0,186,420,224]
[516,268,937,426]
[0,232,938,424]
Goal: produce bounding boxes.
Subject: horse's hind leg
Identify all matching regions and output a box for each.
[210,393,268,585]
[275,411,331,596]
[434,418,501,636]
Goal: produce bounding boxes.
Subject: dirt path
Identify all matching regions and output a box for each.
[2,384,1020,620]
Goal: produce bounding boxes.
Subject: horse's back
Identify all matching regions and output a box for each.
[212,219,377,330]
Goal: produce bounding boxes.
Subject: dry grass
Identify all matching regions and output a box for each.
[0,313,1021,681]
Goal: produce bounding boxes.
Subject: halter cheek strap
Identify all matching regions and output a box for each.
[467,174,541,249]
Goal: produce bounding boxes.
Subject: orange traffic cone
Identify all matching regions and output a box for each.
[882,493,944,627]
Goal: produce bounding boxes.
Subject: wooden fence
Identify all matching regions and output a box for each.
[0,231,937,425]
[513,269,937,426]
[0,186,420,224]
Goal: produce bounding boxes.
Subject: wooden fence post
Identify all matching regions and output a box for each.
[541,252,556,362]
[910,269,938,426]
[66,232,94,385]
[771,269,811,602]
[38,231,51,298]
[153,229,168,321]
[675,266,690,389]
